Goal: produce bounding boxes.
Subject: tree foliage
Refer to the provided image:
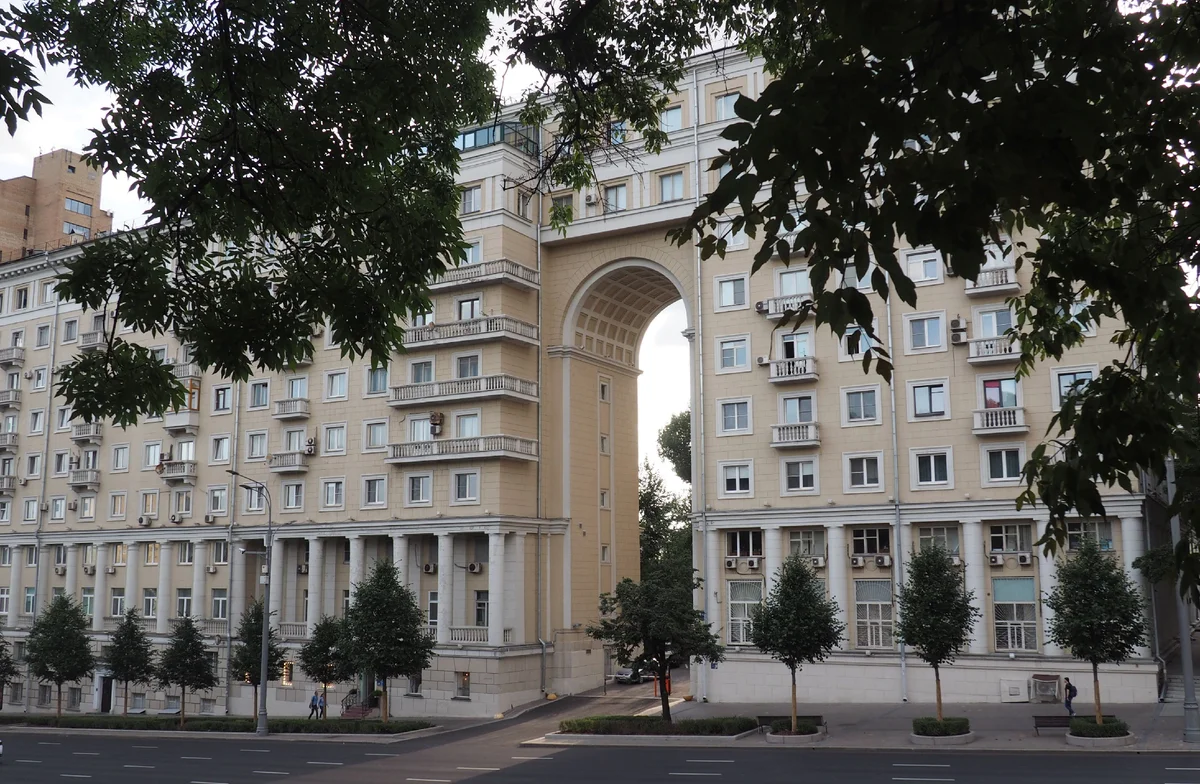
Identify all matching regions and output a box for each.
[638,459,692,577]
[157,615,217,727]
[107,608,156,715]
[895,546,980,722]
[231,598,285,708]
[25,594,95,719]
[750,555,844,733]
[1045,538,1145,724]
[0,636,22,707]
[298,616,352,718]
[656,411,691,485]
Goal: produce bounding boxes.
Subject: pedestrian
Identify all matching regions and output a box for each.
[318,691,326,719]
[1064,677,1077,717]
[308,690,321,720]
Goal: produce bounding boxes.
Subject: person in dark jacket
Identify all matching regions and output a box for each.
[1064,677,1077,717]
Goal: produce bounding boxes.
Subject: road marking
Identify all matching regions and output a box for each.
[73,752,100,756]
[686,760,735,764]
[1166,769,1200,771]
[15,759,41,763]
[891,779,954,783]
[458,767,501,771]
[307,762,344,766]
[406,779,451,783]
[894,764,952,768]
[242,749,272,753]
[182,756,213,760]
[669,774,721,778]
[123,765,155,769]
[365,753,399,757]
[191,781,230,784]
[61,776,92,779]
[512,756,554,760]
[39,742,61,745]
[252,772,289,776]
[132,745,157,749]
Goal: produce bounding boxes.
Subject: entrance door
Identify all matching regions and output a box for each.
[100,677,113,713]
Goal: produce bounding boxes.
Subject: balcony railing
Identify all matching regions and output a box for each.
[386,435,538,464]
[973,406,1029,435]
[965,265,1020,296]
[79,331,104,352]
[770,423,820,448]
[0,432,18,451]
[169,362,202,381]
[68,469,101,489]
[0,347,25,366]
[766,357,818,383]
[170,618,227,635]
[272,398,311,419]
[279,622,308,640]
[0,475,15,494]
[967,336,1019,364]
[445,626,514,644]
[431,259,540,291]
[404,316,539,347]
[160,460,198,482]
[389,374,538,407]
[268,451,310,473]
[71,422,103,443]
[0,389,21,408]
[756,294,811,319]
[163,409,200,434]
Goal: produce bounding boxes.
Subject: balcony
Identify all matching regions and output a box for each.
[965,265,1021,297]
[0,475,16,495]
[770,423,821,448]
[79,331,104,352]
[403,316,539,348]
[0,432,18,452]
[162,409,200,435]
[0,347,25,367]
[68,469,101,491]
[279,622,308,641]
[70,422,103,444]
[0,389,21,409]
[272,398,311,420]
[973,406,1030,435]
[755,294,810,320]
[967,336,1020,364]
[169,362,202,382]
[160,460,198,484]
[170,618,226,636]
[389,374,538,408]
[765,357,819,384]
[430,259,540,292]
[268,451,310,474]
[446,626,514,644]
[386,435,538,465]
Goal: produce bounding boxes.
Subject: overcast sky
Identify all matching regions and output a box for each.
[0,49,692,497]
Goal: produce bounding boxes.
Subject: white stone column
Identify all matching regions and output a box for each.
[826,525,848,650]
[307,536,324,635]
[157,541,173,634]
[348,535,365,596]
[92,543,108,632]
[230,540,246,623]
[436,533,452,645]
[1038,529,1061,656]
[124,542,139,616]
[36,544,50,612]
[488,532,506,646]
[900,523,915,566]
[392,535,408,591]
[510,533,526,644]
[961,520,987,654]
[192,540,208,619]
[763,526,785,597]
[8,546,21,623]
[1120,516,1151,658]
[705,527,721,634]
[64,543,79,600]
[268,537,284,631]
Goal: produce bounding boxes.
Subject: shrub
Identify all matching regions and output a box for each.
[768,718,819,735]
[0,713,432,734]
[1069,717,1130,738]
[558,715,757,736]
[911,716,970,737]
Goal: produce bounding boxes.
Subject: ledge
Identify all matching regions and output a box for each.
[1066,732,1135,748]
[910,731,974,746]
[765,728,826,745]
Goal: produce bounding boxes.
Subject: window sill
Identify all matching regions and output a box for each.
[451,696,471,701]
[404,693,424,698]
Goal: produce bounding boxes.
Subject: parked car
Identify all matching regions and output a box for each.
[614,665,645,684]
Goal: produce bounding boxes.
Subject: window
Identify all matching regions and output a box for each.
[908,314,943,351]
[213,386,231,412]
[24,544,36,566]
[9,329,22,348]
[715,275,747,310]
[728,580,762,644]
[35,325,49,348]
[211,589,228,620]
[986,447,1023,482]
[455,412,480,438]
[211,435,230,463]
[778,268,811,299]
[249,381,269,409]
[176,589,192,618]
[841,326,870,360]
[456,671,471,698]
[53,544,65,565]
[410,308,433,328]
[854,579,894,648]
[247,431,267,460]
[427,590,438,626]
[30,367,45,390]
[407,674,423,695]
[0,546,8,566]
[714,91,741,121]
[719,400,751,434]
[363,476,386,507]
[0,588,7,614]
[50,496,65,520]
[0,501,8,523]
[109,493,126,518]
[603,183,627,212]
[28,410,43,435]
[599,380,610,401]
[285,376,308,400]
[660,105,683,132]
[847,454,882,491]
[142,441,161,469]
[25,453,40,477]
[844,387,878,425]
[780,332,811,360]
[407,473,432,506]
[911,381,947,419]
[977,307,1013,338]
[323,424,346,454]
[918,526,960,555]
[461,185,481,214]
[209,486,228,514]
[1055,368,1094,407]
[22,498,37,522]
[841,263,874,291]
[323,480,345,508]
[1066,519,1114,551]
[366,367,388,395]
[455,354,480,379]
[245,486,266,512]
[62,319,78,342]
[726,530,763,557]
[782,458,817,494]
[110,588,126,617]
[65,197,92,216]
[983,378,1018,409]
[409,416,432,442]
[599,434,610,455]
[913,449,952,488]
[905,248,942,283]
[721,462,752,496]
[411,360,433,384]
[789,529,825,557]
[22,586,35,613]
[453,470,479,504]
[143,543,160,566]
[325,371,348,400]
[993,577,1037,651]
[608,120,626,144]
[53,451,68,475]
[284,429,304,453]
[63,221,90,238]
[104,444,127,473]
[283,482,303,510]
[178,541,195,565]
[659,171,684,202]
[474,590,490,627]
[364,420,388,451]
[138,587,158,618]
[550,194,573,221]
[717,336,749,371]
[852,527,891,555]
[990,524,1033,553]
[457,296,481,320]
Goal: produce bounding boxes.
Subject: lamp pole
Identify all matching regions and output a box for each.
[229,469,273,736]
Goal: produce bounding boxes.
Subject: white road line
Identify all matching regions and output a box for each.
[60,776,92,779]
[252,772,289,776]
[190,781,230,784]
[1166,768,1200,771]
[891,778,954,782]
[307,762,344,766]
[511,756,554,760]
[182,756,213,760]
[686,760,735,764]
[894,764,952,768]
[39,742,61,745]
[669,774,721,778]
[73,752,100,756]
[15,759,41,763]
[131,745,158,749]
[406,779,451,783]
[458,767,501,771]
[242,749,272,753]
[365,753,399,757]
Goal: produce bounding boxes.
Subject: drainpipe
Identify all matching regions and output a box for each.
[224,380,241,714]
[537,524,545,692]
[884,294,906,701]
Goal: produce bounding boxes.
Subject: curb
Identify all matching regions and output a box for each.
[525,728,759,748]
[1066,732,1137,748]
[765,729,826,745]
[910,731,974,746]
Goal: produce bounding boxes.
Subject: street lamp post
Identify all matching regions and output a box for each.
[229,469,273,737]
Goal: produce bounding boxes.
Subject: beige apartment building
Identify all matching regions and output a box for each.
[0,150,114,264]
[0,50,1172,718]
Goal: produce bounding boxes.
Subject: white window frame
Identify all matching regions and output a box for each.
[714,334,751,374]
[212,385,232,415]
[281,482,304,511]
[973,304,1016,339]
[322,423,348,456]
[837,321,879,362]
[139,490,159,518]
[841,384,882,427]
[207,485,229,516]
[775,266,813,299]
[714,91,741,122]
[110,444,129,473]
[906,377,951,422]
[362,418,389,453]
[28,409,43,435]
[324,369,349,401]
[321,478,346,511]
[981,442,1026,487]
[30,367,45,391]
[976,372,1025,411]
[843,451,885,494]
[450,468,482,506]
[408,357,435,384]
[1051,364,1099,409]
[61,318,78,344]
[904,247,944,285]
[404,472,433,508]
[903,310,947,355]
[209,434,231,465]
[361,475,387,509]
[247,379,270,410]
[364,364,390,397]
[909,446,955,491]
[716,397,753,437]
[713,273,750,313]
[453,409,482,439]
[245,430,268,462]
[727,579,763,645]
[717,460,754,499]
[780,457,819,496]
[658,170,685,203]
[108,492,127,521]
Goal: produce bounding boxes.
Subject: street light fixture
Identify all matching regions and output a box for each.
[228,468,273,737]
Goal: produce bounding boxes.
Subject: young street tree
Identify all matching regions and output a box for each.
[298,616,351,719]
[340,562,434,720]
[639,460,692,577]
[25,594,95,720]
[1045,538,1145,725]
[231,598,285,711]
[107,609,156,715]
[0,636,21,709]
[588,560,724,722]
[751,555,844,733]
[656,411,692,485]
[895,546,981,722]
[157,615,217,728]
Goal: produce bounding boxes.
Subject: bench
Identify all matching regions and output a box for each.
[1033,714,1113,735]
[757,714,826,730]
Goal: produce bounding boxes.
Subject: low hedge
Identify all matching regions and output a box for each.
[1069,716,1130,738]
[768,718,819,736]
[911,717,971,737]
[0,714,432,734]
[559,715,757,736]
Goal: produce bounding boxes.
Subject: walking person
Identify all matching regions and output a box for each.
[1064,677,1077,717]
[308,690,322,720]
[318,691,326,719]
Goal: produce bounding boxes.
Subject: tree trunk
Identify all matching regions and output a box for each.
[252,684,258,715]
[123,681,129,716]
[381,678,388,722]
[659,667,672,723]
[180,686,186,729]
[322,682,328,719]
[56,683,62,722]
[790,667,798,734]
[1093,661,1102,725]
[934,664,943,722]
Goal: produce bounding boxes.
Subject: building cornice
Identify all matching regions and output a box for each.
[544,345,642,377]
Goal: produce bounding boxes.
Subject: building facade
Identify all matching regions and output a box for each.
[0,51,1169,718]
[0,150,114,264]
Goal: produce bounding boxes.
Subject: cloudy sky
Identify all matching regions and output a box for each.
[0,52,692,496]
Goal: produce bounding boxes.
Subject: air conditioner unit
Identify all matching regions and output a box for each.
[466,562,484,574]
[205,565,217,575]
[297,564,309,575]
[811,556,826,569]
[724,557,737,569]
[304,445,315,455]
[169,515,178,524]
[306,437,316,446]
[745,557,760,570]
[950,331,968,345]
[83,564,96,575]
[754,301,768,314]
[584,193,597,205]
[22,371,32,380]
[422,563,437,574]
[159,452,172,463]
[949,317,968,332]
[105,565,116,575]
[1017,553,1033,566]
[876,555,892,568]
[67,501,77,512]
[989,554,1005,566]
[951,556,962,567]
[39,502,48,512]
[755,356,769,366]
[18,478,26,486]
[430,423,442,436]
[260,564,269,575]
[311,324,324,337]
[54,565,66,576]
[137,516,150,527]
[851,555,865,568]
